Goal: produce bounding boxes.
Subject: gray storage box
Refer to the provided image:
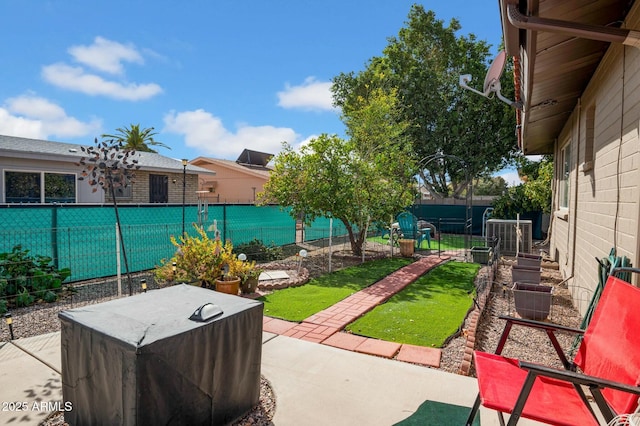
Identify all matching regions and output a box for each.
[512,282,552,320]
[59,284,263,426]
[517,253,542,268]
[511,265,541,284]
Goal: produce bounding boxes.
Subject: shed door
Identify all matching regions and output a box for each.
[149,174,168,203]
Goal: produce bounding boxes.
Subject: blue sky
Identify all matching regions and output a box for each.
[1,1,518,183]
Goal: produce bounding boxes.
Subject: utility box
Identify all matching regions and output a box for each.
[486,219,533,256]
[59,284,263,426]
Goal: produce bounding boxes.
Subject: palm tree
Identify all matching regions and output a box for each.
[102,124,170,153]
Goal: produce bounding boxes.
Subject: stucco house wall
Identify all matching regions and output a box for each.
[549,7,640,308]
[190,157,271,204]
[0,135,212,205]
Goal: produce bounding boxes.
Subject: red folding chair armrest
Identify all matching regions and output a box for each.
[498,315,585,335]
[520,361,640,395]
[495,316,584,369]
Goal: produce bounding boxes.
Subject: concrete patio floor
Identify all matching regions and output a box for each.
[0,330,548,425]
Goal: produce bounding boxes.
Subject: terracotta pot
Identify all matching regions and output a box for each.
[215,277,240,295]
[241,277,259,294]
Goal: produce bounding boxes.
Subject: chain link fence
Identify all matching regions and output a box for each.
[0,204,498,342]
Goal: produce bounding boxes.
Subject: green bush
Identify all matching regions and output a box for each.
[0,245,71,313]
[233,239,283,262]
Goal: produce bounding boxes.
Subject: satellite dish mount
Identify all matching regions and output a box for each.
[459,51,521,109]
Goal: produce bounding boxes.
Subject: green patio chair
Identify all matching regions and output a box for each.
[396,212,428,248]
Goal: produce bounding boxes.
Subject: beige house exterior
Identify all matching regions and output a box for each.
[0,135,213,204]
[190,153,272,204]
[499,0,640,312]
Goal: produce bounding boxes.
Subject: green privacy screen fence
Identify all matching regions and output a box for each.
[0,203,520,284]
[0,204,298,282]
[0,204,355,283]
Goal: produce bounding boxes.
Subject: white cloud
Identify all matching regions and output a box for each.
[0,95,102,139]
[277,77,335,111]
[42,37,162,101]
[163,109,300,159]
[42,63,162,101]
[68,36,143,75]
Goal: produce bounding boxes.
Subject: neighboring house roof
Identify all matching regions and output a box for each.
[0,134,214,175]
[500,0,632,155]
[190,156,272,179]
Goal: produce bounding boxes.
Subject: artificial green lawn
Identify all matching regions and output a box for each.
[346,261,480,347]
[259,257,413,321]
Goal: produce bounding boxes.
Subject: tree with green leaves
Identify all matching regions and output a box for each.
[260,88,416,257]
[333,5,518,199]
[492,156,553,218]
[102,124,169,153]
[473,176,508,196]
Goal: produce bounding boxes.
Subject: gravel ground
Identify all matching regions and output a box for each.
[6,245,581,425]
[439,257,582,375]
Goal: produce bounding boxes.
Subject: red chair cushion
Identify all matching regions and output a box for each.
[474,351,599,426]
[574,276,640,414]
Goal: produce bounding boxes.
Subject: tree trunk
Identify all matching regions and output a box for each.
[341,219,367,257]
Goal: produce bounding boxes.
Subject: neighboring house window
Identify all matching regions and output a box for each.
[559,143,571,208]
[583,105,595,171]
[44,173,76,203]
[5,171,76,203]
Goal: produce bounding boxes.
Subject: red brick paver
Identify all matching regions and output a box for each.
[354,338,402,358]
[322,332,368,351]
[396,344,442,368]
[263,317,297,334]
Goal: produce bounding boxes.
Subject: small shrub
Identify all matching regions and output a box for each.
[155,225,243,288]
[15,288,35,307]
[0,245,71,310]
[233,239,283,262]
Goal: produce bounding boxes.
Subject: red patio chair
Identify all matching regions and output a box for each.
[466,270,640,426]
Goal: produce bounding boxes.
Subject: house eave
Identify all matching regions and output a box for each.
[499,0,634,155]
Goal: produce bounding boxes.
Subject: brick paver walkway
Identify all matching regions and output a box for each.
[263,255,449,367]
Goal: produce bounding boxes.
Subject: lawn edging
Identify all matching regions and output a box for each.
[457,263,495,376]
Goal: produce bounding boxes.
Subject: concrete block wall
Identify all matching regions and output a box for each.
[550,16,640,310]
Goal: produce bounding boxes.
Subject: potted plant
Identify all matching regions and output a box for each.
[237,260,262,294]
[155,225,228,289]
[216,253,242,296]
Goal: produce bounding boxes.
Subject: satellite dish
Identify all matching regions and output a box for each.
[458,50,521,109]
[483,50,507,94]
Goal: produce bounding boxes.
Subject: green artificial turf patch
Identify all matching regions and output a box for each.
[346,261,480,347]
[259,257,413,322]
